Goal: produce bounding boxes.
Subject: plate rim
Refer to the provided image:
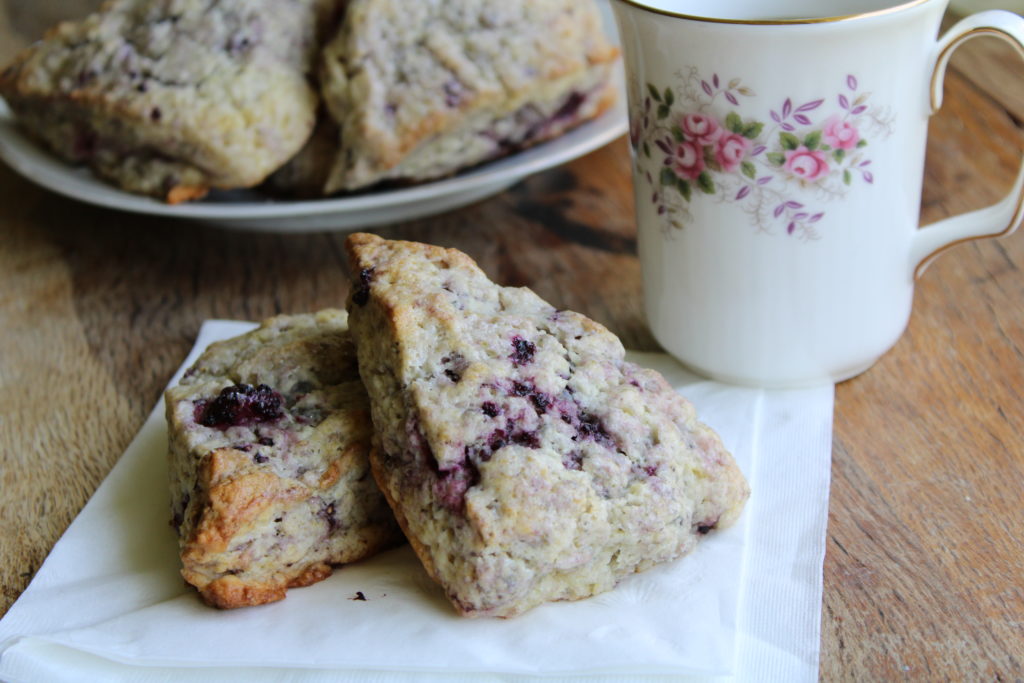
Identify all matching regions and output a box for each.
[0,95,628,222]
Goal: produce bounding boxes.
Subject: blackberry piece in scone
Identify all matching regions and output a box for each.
[0,0,337,203]
[165,310,402,608]
[318,0,620,193]
[344,234,750,618]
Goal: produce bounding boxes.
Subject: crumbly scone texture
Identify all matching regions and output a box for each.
[319,0,619,193]
[0,0,337,202]
[344,233,750,618]
[165,309,402,608]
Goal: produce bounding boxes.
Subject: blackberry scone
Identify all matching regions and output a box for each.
[165,310,402,608]
[344,234,750,618]
[0,0,337,203]
[262,114,339,198]
[318,0,620,193]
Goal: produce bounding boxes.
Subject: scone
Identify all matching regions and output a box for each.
[262,114,339,198]
[0,0,336,203]
[319,0,619,193]
[165,310,402,608]
[344,234,750,618]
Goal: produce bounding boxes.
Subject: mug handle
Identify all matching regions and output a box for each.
[911,10,1024,279]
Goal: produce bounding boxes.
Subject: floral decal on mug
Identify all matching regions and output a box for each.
[629,69,894,238]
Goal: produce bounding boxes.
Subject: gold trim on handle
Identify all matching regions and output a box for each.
[930,26,1024,112]
[610,0,930,26]
[917,24,1024,278]
[914,181,1024,280]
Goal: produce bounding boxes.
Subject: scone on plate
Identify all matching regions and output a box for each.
[165,310,402,608]
[318,0,619,193]
[0,0,336,203]
[262,114,340,199]
[344,234,750,618]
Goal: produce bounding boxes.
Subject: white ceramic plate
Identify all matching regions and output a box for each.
[0,87,626,232]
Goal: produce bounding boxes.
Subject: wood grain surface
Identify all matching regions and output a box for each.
[0,1,1021,679]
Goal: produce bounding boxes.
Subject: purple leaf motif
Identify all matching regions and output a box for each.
[785,201,804,209]
[655,139,671,154]
[851,105,867,115]
[702,80,713,95]
[787,222,796,235]
[859,160,872,167]
[781,123,795,131]
[847,75,858,90]
[794,114,812,125]
[774,204,786,218]
[752,145,766,156]
[770,111,781,123]
[793,212,808,220]
[757,176,772,185]
[713,73,720,88]
[809,212,824,223]
[839,94,850,109]
[736,186,751,200]
[863,171,874,184]
[783,98,793,117]
[797,99,824,112]
[725,92,739,105]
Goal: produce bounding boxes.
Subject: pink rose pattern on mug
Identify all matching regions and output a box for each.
[629,68,894,239]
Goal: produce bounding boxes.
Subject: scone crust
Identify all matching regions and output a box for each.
[165,309,402,608]
[345,234,749,617]
[0,0,333,201]
[319,0,619,192]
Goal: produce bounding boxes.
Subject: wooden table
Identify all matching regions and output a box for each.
[0,2,1021,679]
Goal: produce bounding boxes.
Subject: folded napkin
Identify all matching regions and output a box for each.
[0,321,833,682]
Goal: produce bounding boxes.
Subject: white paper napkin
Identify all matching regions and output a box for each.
[0,321,833,682]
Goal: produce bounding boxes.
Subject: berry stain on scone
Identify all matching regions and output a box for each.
[165,310,402,609]
[344,234,750,618]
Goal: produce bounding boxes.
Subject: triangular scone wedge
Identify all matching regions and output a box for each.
[344,233,749,618]
[319,0,619,193]
[165,310,402,608]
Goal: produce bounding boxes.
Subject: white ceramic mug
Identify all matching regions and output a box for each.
[611,0,1024,388]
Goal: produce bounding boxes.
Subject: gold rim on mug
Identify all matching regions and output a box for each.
[610,0,931,25]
